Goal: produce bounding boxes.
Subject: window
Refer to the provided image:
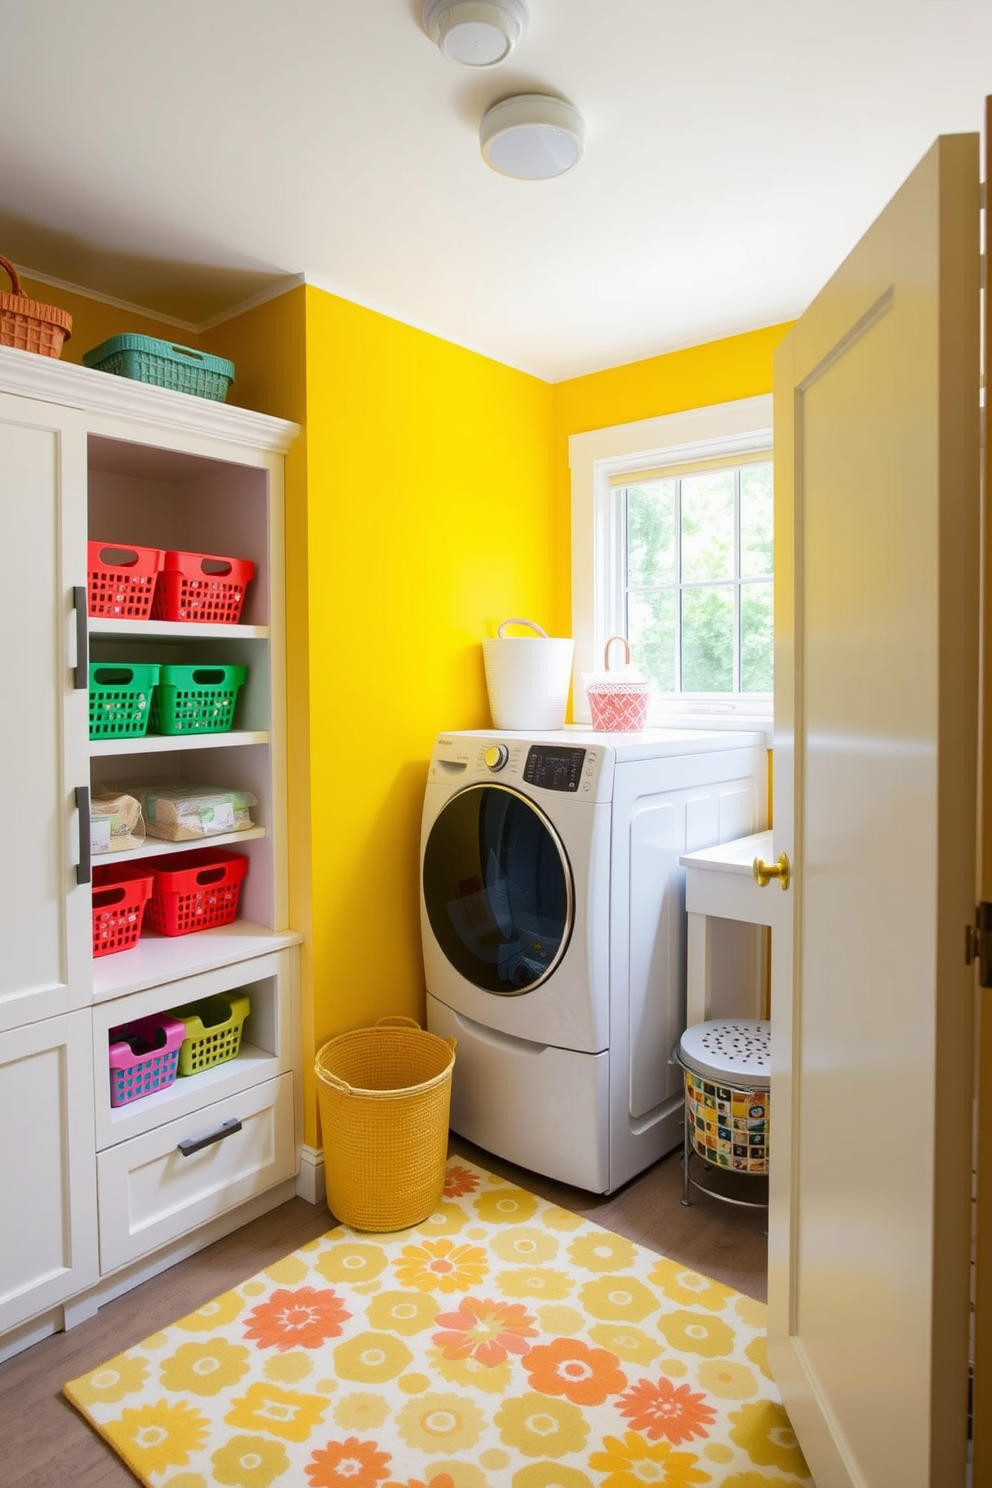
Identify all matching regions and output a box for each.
[570,394,773,729]
[621,457,773,696]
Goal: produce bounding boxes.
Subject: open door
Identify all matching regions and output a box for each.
[972,96,992,1488]
[767,132,981,1487]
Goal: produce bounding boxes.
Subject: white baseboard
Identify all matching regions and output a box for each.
[296,1144,326,1206]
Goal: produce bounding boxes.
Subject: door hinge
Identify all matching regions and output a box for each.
[967,903,992,987]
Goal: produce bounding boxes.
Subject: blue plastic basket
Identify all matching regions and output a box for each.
[83,334,235,402]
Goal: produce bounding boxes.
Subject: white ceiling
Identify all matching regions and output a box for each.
[3,1,990,382]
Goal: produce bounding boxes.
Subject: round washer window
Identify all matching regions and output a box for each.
[422,783,573,994]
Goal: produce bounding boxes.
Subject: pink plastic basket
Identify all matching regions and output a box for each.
[108,1013,186,1106]
[585,636,650,731]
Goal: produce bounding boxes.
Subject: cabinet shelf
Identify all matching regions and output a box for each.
[89,729,268,757]
[88,618,269,642]
[94,827,267,865]
[92,922,303,1003]
[100,1041,281,1142]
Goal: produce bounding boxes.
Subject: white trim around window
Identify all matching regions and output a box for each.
[569,393,773,734]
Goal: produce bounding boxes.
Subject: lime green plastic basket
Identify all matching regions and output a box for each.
[82,334,235,402]
[170,993,251,1076]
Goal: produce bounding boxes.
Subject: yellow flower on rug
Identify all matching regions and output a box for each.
[65,1158,812,1488]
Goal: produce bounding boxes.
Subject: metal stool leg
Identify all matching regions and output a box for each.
[681,1102,692,1206]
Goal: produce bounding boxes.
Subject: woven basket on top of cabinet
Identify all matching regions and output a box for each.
[0,253,72,357]
[315,1018,456,1232]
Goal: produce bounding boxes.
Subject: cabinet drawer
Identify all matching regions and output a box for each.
[97,1073,295,1273]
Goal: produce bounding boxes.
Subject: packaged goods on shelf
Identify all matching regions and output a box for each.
[113,781,257,842]
[91,789,144,853]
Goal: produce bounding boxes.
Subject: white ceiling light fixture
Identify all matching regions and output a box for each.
[480,93,585,180]
[422,0,528,67]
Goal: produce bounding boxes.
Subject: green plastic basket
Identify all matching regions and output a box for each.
[82,334,235,402]
[89,663,161,740]
[169,992,251,1076]
[150,664,247,735]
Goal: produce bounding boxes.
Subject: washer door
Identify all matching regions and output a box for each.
[423,783,574,994]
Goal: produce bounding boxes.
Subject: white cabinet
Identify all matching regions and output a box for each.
[0,1012,98,1335]
[0,344,301,1357]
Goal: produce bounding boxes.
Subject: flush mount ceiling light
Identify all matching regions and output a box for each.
[480,93,585,180]
[422,0,529,67]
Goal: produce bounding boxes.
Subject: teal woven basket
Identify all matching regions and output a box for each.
[83,334,235,402]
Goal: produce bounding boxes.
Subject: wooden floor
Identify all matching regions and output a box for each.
[0,1138,767,1488]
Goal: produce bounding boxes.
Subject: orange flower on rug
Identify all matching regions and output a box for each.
[65,1157,811,1488]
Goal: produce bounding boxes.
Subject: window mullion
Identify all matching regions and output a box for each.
[674,476,682,694]
[734,466,742,693]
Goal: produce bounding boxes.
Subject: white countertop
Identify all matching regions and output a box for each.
[679,829,773,875]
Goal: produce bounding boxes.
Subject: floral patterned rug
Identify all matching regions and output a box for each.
[64,1157,812,1488]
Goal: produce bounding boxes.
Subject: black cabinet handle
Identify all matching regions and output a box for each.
[73,585,89,690]
[177,1117,243,1157]
[75,784,91,885]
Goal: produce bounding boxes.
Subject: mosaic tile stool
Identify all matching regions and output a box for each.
[672,1017,770,1209]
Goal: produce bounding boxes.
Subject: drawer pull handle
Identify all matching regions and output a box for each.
[177,1117,243,1157]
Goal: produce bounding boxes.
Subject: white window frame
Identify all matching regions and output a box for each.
[569,393,773,733]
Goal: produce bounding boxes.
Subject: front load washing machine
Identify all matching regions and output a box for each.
[420,727,768,1193]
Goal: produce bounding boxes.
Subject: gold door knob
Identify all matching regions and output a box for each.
[753,852,791,891]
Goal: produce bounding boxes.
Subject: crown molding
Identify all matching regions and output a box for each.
[14,264,305,337]
[0,343,299,453]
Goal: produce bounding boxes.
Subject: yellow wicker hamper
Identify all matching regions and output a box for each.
[315,1017,456,1232]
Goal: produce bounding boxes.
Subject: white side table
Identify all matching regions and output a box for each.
[679,830,786,1029]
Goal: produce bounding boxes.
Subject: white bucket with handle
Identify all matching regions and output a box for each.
[482,618,574,730]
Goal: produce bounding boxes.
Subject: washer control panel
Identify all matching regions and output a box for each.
[430,733,613,801]
[522,744,586,792]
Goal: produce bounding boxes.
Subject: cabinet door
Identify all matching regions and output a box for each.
[0,394,91,1031]
[0,1011,98,1333]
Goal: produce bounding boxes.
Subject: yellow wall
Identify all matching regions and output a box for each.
[293,287,553,1142]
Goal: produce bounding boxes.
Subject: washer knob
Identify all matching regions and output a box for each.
[484,743,509,771]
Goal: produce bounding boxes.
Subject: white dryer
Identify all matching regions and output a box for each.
[421,727,768,1194]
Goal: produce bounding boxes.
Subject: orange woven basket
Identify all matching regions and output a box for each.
[0,253,72,358]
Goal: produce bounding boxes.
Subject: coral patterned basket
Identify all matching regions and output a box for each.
[584,636,650,731]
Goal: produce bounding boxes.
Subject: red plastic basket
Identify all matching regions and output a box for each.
[92,865,155,957]
[108,1013,186,1106]
[151,549,256,625]
[144,849,249,936]
[88,541,165,619]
